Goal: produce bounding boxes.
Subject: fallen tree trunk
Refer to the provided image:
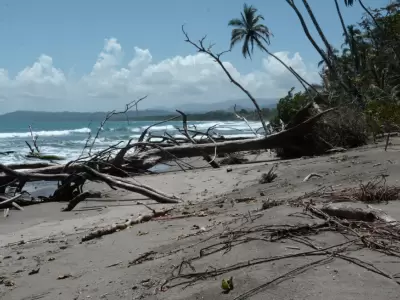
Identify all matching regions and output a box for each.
[6,162,57,170]
[127,108,335,169]
[0,164,69,181]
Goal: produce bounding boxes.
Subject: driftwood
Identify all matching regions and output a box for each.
[303,173,323,182]
[176,110,219,168]
[320,203,397,223]
[0,96,336,212]
[0,163,180,209]
[62,191,96,211]
[81,165,180,204]
[128,108,335,169]
[81,207,174,242]
[0,194,22,209]
[11,202,24,211]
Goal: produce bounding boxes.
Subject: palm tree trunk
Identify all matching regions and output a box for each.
[260,44,319,94]
[334,0,360,73]
[301,0,335,59]
[359,0,382,31]
[285,1,335,75]
[334,0,350,46]
[286,0,358,97]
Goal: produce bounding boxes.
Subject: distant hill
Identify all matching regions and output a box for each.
[0,98,278,122]
[173,98,277,113]
[0,109,173,122]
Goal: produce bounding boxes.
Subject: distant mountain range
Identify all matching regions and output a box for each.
[0,98,277,122]
[0,110,172,123]
[172,98,277,113]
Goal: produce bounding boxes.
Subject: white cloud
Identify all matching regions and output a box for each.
[0,38,319,113]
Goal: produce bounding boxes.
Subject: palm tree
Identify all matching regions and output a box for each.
[344,0,382,30]
[285,1,335,77]
[228,4,317,94]
[334,0,350,48]
[301,0,336,60]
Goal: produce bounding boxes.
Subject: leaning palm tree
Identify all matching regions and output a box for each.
[228,4,317,94]
[334,0,350,48]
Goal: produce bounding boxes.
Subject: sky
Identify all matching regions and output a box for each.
[0,0,390,113]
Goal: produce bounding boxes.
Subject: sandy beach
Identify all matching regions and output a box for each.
[1,137,400,299]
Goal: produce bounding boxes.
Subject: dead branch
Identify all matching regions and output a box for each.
[81,207,174,242]
[113,115,180,168]
[234,257,333,300]
[321,176,400,204]
[25,125,41,154]
[0,194,22,209]
[176,110,219,168]
[11,202,24,211]
[128,251,157,266]
[80,165,180,204]
[233,104,259,136]
[303,173,323,182]
[182,25,269,135]
[62,191,96,211]
[88,96,148,156]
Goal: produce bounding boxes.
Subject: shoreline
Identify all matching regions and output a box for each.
[1,138,400,299]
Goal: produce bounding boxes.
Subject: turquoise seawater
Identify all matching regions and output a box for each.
[0,119,262,164]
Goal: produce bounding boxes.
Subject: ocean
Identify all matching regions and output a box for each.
[0,119,262,165]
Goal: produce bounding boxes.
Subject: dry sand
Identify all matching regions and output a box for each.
[1,138,400,299]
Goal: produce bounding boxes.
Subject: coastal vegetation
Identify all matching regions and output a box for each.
[231,0,400,156]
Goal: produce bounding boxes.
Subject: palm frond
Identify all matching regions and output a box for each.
[228,3,270,58]
[230,29,246,49]
[344,0,356,7]
[228,18,245,27]
[253,14,265,26]
[255,31,271,46]
[243,4,256,26]
[242,34,252,58]
[254,38,267,53]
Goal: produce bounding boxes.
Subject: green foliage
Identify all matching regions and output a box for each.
[316,2,400,136]
[270,88,309,128]
[323,3,400,107]
[366,100,400,133]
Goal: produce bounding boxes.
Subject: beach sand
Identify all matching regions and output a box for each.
[1,138,400,299]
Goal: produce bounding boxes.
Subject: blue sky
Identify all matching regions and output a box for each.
[0,0,390,112]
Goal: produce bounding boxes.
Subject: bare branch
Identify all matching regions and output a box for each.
[181,25,269,135]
